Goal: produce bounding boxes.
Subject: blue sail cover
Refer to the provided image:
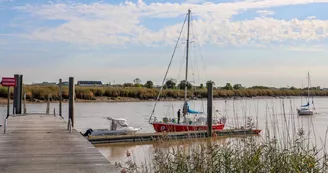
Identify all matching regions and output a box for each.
[185,102,203,114]
[301,102,310,107]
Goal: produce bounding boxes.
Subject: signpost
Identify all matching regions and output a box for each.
[1,77,16,119]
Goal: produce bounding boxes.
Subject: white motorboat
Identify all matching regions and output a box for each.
[82,117,140,136]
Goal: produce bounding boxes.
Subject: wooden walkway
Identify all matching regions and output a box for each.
[0,114,119,173]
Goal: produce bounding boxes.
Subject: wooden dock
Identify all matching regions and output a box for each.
[0,114,119,173]
[87,129,261,144]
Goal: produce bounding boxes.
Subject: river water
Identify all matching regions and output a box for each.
[0,97,327,165]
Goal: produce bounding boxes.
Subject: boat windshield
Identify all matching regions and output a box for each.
[117,120,128,127]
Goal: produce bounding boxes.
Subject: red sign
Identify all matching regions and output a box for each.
[1,77,16,87]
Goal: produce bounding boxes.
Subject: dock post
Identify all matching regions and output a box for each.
[69,77,75,127]
[13,74,23,114]
[6,87,10,119]
[54,108,56,117]
[59,79,62,117]
[23,93,27,114]
[207,81,213,137]
[3,118,7,134]
[46,94,50,114]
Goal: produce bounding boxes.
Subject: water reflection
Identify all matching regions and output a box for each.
[96,137,229,165]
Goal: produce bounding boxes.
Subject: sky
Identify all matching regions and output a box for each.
[1,0,328,87]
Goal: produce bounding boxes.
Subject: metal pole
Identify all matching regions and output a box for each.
[59,79,62,117]
[6,87,10,119]
[69,77,75,127]
[207,81,213,137]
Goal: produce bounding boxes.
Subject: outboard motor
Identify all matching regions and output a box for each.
[82,128,93,136]
[220,117,227,124]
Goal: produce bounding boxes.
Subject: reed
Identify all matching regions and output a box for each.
[2,85,328,101]
[115,98,328,173]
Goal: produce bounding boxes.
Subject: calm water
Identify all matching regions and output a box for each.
[1,97,328,164]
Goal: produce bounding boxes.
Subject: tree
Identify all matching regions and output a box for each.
[233,84,244,90]
[133,78,141,85]
[251,86,269,89]
[200,83,204,89]
[290,86,296,90]
[144,80,154,88]
[223,83,233,90]
[165,78,177,89]
[123,83,134,87]
[206,80,215,86]
[178,80,192,90]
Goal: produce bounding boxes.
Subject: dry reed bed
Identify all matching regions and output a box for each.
[1,86,328,101]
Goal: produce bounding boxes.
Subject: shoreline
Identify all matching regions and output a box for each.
[0,95,325,105]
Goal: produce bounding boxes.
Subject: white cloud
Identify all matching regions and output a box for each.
[256,10,275,17]
[14,0,328,46]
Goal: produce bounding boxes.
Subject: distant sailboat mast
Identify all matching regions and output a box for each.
[307,72,310,109]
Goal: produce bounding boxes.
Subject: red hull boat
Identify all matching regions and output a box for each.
[148,10,228,133]
[152,122,225,132]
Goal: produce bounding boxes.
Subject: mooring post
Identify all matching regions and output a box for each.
[3,118,7,134]
[23,93,27,114]
[59,78,62,117]
[207,81,213,137]
[46,94,50,114]
[69,77,75,127]
[53,108,56,117]
[6,87,10,119]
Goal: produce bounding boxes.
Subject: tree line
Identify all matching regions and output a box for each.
[118,78,323,91]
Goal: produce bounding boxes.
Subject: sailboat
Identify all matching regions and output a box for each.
[148,9,226,132]
[297,72,315,116]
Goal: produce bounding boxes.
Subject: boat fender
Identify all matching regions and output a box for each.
[161,126,166,132]
[83,128,93,136]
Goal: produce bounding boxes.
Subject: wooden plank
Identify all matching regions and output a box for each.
[0,114,119,173]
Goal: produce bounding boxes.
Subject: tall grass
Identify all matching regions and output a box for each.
[115,99,328,173]
[1,85,328,101]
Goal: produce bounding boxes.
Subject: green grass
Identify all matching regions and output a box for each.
[1,85,328,101]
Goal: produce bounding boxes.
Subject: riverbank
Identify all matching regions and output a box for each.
[1,85,327,104]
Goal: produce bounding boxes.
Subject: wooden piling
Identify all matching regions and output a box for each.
[6,87,10,119]
[23,92,27,114]
[207,81,213,137]
[69,77,75,127]
[59,78,62,117]
[46,94,50,114]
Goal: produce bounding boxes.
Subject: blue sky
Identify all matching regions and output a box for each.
[1,0,328,87]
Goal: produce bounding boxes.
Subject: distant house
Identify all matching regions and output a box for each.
[57,81,69,86]
[322,88,328,91]
[32,82,57,86]
[77,81,103,87]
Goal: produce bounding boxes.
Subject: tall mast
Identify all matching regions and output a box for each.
[184,9,191,101]
[307,72,310,107]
